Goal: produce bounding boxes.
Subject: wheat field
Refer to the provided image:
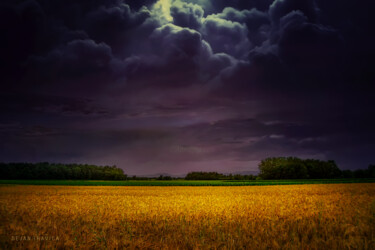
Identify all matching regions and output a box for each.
[1,184,375,249]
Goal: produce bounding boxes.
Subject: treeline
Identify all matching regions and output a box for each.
[185,171,256,180]
[0,162,127,180]
[185,159,375,180]
[259,157,375,179]
[2,159,374,181]
[342,165,375,178]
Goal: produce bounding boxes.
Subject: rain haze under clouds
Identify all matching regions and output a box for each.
[0,0,374,175]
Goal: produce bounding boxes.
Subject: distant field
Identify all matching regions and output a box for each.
[1,184,375,249]
[1,178,375,186]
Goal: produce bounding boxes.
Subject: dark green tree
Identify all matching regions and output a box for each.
[259,157,341,179]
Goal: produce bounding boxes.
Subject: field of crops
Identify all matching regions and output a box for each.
[1,184,375,249]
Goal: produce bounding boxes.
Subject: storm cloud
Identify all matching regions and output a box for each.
[0,0,374,175]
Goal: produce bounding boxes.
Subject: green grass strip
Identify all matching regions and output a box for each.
[0,179,375,186]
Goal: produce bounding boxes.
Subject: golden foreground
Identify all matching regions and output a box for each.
[1,184,375,249]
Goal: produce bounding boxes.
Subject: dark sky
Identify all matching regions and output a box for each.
[1,0,374,175]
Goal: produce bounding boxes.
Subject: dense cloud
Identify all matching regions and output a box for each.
[177,0,274,14]
[0,0,374,174]
[212,7,270,46]
[269,0,319,24]
[83,4,152,52]
[170,1,204,30]
[201,15,250,58]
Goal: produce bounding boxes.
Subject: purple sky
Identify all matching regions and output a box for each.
[0,0,374,175]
